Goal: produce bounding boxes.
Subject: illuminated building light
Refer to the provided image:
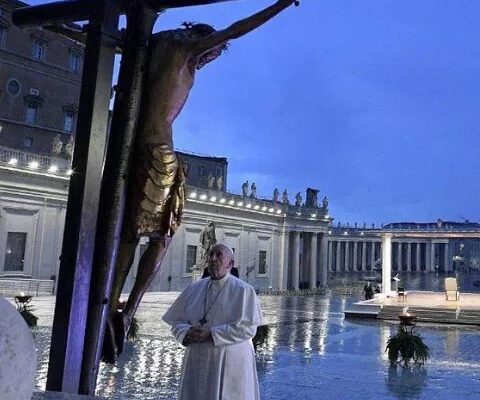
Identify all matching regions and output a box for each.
[189,192,197,198]
[360,231,365,235]
[48,165,58,173]
[246,203,252,208]
[220,198,226,204]
[66,169,73,176]
[343,231,348,235]
[276,209,282,214]
[261,206,268,211]
[237,201,244,207]
[8,158,18,165]
[328,230,332,235]
[268,208,274,213]
[199,194,207,200]
[28,161,39,169]
[210,196,217,202]
[311,213,317,218]
[228,199,235,205]
[254,205,260,210]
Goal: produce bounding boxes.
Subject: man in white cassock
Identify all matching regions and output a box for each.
[163,244,265,400]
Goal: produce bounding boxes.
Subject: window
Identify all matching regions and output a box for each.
[198,165,208,177]
[31,38,45,60]
[23,137,33,148]
[258,250,267,275]
[25,102,38,124]
[186,245,197,274]
[0,8,5,17]
[0,26,6,48]
[215,167,222,177]
[64,110,75,132]
[4,232,27,272]
[69,51,82,73]
[7,79,19,96]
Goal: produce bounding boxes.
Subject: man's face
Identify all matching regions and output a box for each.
[208,245,232,280]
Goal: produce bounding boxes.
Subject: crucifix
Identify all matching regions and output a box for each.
[13,0,298,396]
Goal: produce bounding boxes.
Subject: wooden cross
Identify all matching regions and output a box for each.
[12,0,245,396]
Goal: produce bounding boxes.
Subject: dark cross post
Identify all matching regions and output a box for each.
[13,0,241,395]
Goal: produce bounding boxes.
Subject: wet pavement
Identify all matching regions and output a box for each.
[30,273,480,399]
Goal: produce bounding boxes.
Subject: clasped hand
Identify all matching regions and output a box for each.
[183,327,211,346]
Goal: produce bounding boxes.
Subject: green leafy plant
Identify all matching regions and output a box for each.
[14,294,38,329]
[386,324,429,368]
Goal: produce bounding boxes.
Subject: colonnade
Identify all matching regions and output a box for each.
[327,238,451,273]
[286,231,329,290]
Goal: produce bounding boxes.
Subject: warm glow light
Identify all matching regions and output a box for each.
[360,231,365,235]
[48,165,58,173]
[220,198,226,204]
[343,231,348,235]
[8,158,18,165]
[189,192,197,198]
[28,161,39,169]
[276,209,282,214]
[66,169,73,176]
[254,205,260,210]
[246,203,252,208]
[228,199,235,205]
[261,206,268,211]
[210,196,217,202]
[328,230,332,235]
[268,208,274,213]
[311,213,317,218]
[200,194,207,200]
[237,201,244,206]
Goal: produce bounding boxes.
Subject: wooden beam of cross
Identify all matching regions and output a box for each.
[12,0,247,396]
[13,0,241,27]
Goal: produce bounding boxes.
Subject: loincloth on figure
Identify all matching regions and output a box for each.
[123,143,185,242]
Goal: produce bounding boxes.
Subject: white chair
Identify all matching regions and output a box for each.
[445,277,459,301]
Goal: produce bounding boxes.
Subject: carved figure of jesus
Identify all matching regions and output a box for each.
[104,0,299,362]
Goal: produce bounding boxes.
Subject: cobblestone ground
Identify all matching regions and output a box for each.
[26,273,480,399]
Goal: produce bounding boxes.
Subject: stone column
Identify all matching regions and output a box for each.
[430,242,436,272]
[407,243,412,272]
[292,232,300,290]
[444,243,449,272]
[345,241,350,271]
[328,241,333,272]
[353,241,358,271]
[336,241,341,272]
[382,234,392,294]
[319,233,329,287]
[397,242,402,271]
[361,241,367,271]
[416,242,421,272]
[278,229,290,290]
[370,241,376,269]
[309,233,318,289]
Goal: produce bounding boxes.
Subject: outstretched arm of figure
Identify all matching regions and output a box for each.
[193,0,298,56]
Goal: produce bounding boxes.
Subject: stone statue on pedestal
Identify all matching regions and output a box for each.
[295,192,302,206]
[282,189,289,204]
[242,180,249,196]
[65,136,74,160]
[250,182,257,198]
[216,175,223,191]
[273,188,279,203]
[207,173,215,189]
[199,220,217,266]
[322,196,329,210]
[51,134,63,155]
[305,188,319,208]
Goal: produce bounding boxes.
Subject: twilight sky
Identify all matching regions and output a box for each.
[33,0,480,225]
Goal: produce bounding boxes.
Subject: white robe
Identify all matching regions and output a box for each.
[163,273,265,400]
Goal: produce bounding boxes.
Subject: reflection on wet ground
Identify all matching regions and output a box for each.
[34,273,480,399]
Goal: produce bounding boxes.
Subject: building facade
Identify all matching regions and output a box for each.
[0,0,83,156]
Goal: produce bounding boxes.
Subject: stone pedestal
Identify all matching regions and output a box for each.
[0,296,36,400]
